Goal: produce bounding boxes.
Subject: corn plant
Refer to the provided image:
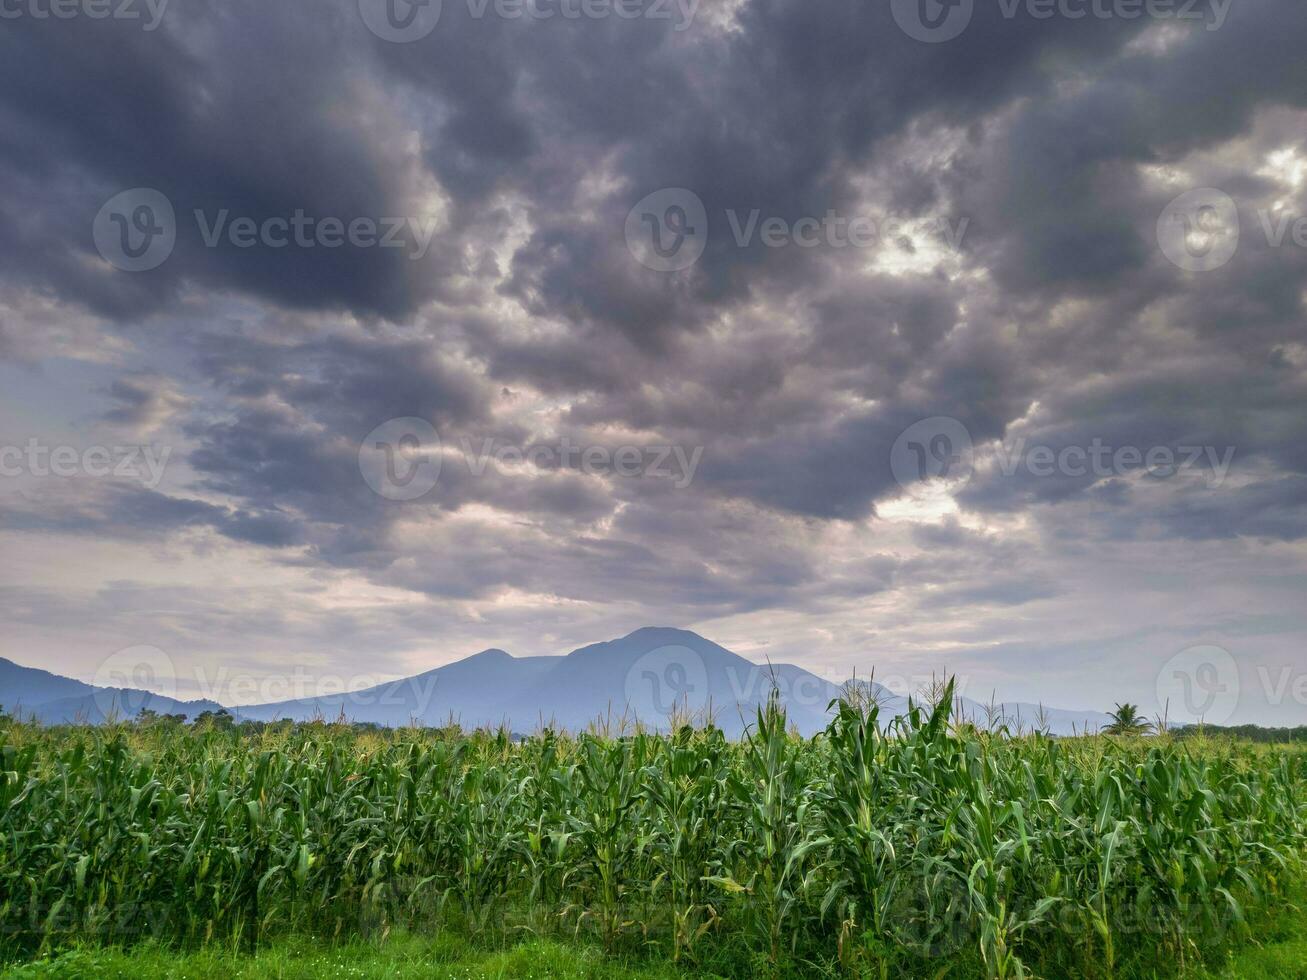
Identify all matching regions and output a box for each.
[0,697,1302,978]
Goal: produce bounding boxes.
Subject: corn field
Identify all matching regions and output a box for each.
[1,692,1304,979]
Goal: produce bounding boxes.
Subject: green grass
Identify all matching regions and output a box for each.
[3,884,1307,978]
[5,900,1307,980]
[0,933,692,980]
[1200,893,1307,979]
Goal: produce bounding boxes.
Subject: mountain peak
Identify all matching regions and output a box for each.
[465,648,511,661]
[619,626,707,644]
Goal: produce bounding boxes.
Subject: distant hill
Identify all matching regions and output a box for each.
[0,657,96,710]
[0,628,1113,735]
[226,628,842,736]
[232,647,558,728]
[0,657,224,724]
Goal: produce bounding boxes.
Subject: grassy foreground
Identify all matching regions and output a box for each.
[0,933,680,980]
[2,692,1304,978]
[4,902,1307,980]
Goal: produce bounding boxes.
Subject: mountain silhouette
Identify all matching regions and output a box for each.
[0,657,224,724]
[0,628,1113,735]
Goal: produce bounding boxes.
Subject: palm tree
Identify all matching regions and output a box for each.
[1105,702,1153,736]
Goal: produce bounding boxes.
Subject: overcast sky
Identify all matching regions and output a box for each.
[1,0,1304,724]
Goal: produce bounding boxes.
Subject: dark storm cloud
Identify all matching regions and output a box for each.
[0,482,304,548]
[1155,476,1307,543]
[948,3,1307,297]
[182,326,623,532]
[0,2,458,320]
[1,0,1151,331]
[480,0,1150,346]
